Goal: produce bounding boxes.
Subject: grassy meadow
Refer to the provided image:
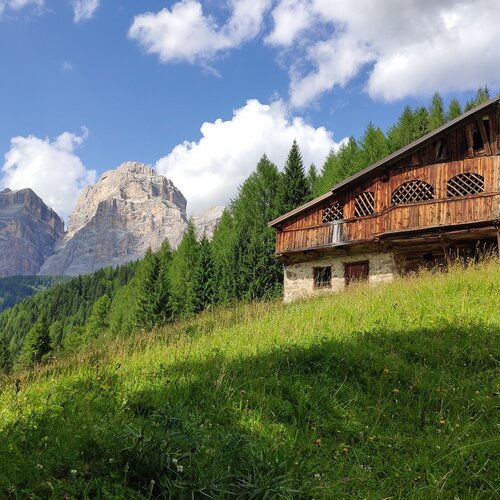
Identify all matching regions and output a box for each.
[0,261,499,498]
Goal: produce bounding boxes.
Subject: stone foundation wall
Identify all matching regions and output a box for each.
[283,251,397,303]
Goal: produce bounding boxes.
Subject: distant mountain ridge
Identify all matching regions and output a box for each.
[0,163,224,278]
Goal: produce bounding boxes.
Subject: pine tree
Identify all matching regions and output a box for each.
[277,140,311,213]
[156,239,174,324]
[307,163,318,199]
[136,248,161,329]
[17,317,52,368]
[169,221,200,317]
[387,105,416,152]
[428,92,445,131]
[356,123,389,170]
[447,98,462,121]
[86,294,111,339]
[464,86,490,111]
[0,336,12,374]
[193,235,216,312]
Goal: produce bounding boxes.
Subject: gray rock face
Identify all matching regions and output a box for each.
[0,188,65,277]
[193,205,224,239]
[39,162,188,276]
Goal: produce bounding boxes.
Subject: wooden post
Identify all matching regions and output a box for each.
[497,228,500,258]
[440,237,452,266]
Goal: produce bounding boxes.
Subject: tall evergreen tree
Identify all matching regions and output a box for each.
[307,163,318,199]
[86,294,111,339]
[464,86,490,111]
[136,248,161,329]
[169,221,200,317]
[156,239,174,324]
[356,122,389,170]
[447,98,462,121]
[428,92,445,131]
[277,140,311,213]
[193,235,216,312]
[387,105,417,152]
[17,317,52,368]
[0,336,12,374]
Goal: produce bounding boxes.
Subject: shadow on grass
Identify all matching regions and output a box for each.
[0,321,498,499]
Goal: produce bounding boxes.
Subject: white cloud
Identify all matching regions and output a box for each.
[155,99,343,213]
[268,0,500,105]
[72,0,99,23]
[128,0,271,64]
[0,0,43,16]
[62,61,74,72]
[1,129,96,221]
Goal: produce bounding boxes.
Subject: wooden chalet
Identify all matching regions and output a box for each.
[269,97,500,302]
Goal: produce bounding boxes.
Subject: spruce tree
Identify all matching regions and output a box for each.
[428,92,445,131]
[156,239,174,324]
[136,248,161,329]
[193,235,216,312]
[277,140,311,213]
[356,123,389,170]
[307,163,318,199]
[17,317,52,368]
[169,220,200,317]
[447,98,462,121]
[464,86,490,111]
[86,294,111,339]
[0,336,12,374]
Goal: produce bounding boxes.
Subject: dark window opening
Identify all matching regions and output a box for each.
[392,180,434,205]
[472,125,484,152]
[354,191,375,217]
[422,253,433,263]
[434,139,449,161]
[483,116,491,144]
[447,172,484,197]
[344,261,369,286]
[322,201,344,223]
[313,266,332,289]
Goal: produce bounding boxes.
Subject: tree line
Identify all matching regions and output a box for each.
[0,87,494,373]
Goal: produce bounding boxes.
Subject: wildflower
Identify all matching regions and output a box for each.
[70,470,77,475]
[383,368,389,374]
[368,435,376,441]
[314,473,321,480]
[172,458,178,465]
[342,447,349,454]
[314,438,321,446]
[36,464,43,470]
[439,419,446,425]
[392,388,399,394]
[176,465,184,473]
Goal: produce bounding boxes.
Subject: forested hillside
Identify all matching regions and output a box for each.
[0,276,63,313]
[0,261,498,498]
[0,87,494,373]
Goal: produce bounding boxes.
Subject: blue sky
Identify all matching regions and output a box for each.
[1,0,499,218]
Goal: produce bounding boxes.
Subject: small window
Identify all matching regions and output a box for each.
[472,125,484,152]
[344,261,369,286]
[322,201,344,223]
[354,191,375,217]
[392,180,434,205]
[313,266,332,289]
[447,172,484,197]
[434,139,448,161]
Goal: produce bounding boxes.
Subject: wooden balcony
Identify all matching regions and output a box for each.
[275,193,500,255]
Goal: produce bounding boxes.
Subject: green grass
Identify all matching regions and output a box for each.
[0,262,499,498]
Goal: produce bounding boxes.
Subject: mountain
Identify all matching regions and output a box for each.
[39,162,188,276]
[193,205,225,239]
[0,188,65,277]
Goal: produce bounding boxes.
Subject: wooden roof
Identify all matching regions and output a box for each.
[269,96,500,228]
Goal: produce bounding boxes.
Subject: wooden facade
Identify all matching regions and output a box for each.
[270,98,500,299]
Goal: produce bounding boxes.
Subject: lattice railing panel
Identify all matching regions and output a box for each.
[392,180,434,205]
[354,191,375,217]
[447,172,484,197]
[322,201,344,223]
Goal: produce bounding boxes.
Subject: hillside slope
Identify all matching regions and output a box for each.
[0,262,498,498]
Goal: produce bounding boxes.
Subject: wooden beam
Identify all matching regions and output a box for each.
[489,110,499,155]
[477,118,492,156]
[465,123,475,157]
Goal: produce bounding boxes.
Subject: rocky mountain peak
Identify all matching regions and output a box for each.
[0,188,65,277]
[40,162,189,276]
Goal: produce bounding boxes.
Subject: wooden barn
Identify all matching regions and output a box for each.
[269,97,500,302]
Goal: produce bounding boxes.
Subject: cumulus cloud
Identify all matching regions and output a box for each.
[1,129,96,221]
[128,0,271,64]
[0,0,43,16]
[155,99,343,213]
[72,0,99,23]
[267,0,500,105]
[129,0,500,105]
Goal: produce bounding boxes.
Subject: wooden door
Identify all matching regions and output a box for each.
[344,261,369,285]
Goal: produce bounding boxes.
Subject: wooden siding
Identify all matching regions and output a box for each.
[276,155,500,255]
